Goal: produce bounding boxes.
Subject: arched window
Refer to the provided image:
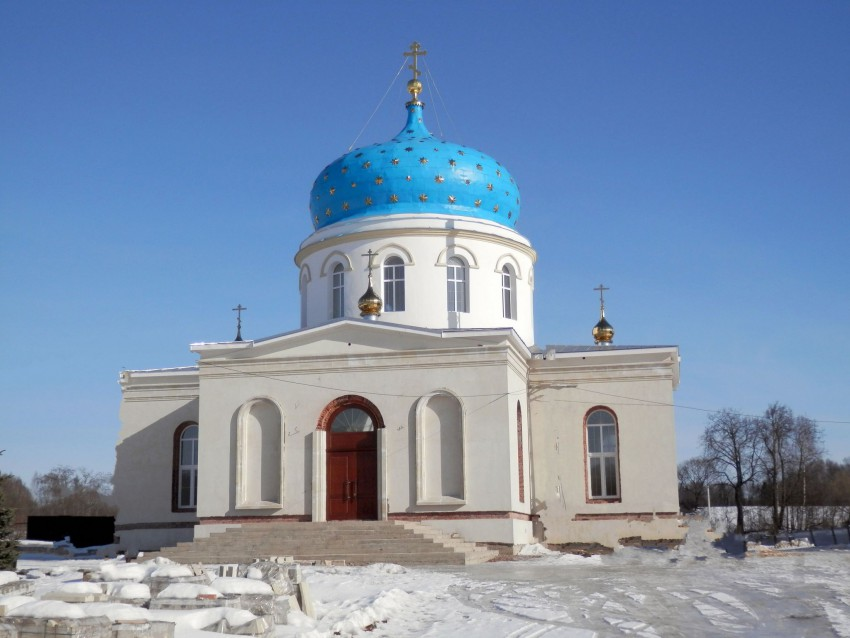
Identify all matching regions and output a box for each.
[173,423,198,511]
[383,256,405,312]
[501,264,516,319]
[586,409,620,500]
[446,257,468,313]
[332,263,345,319]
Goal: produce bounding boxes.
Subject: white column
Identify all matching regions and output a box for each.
[378,428,388,520]
[311,430,326,522]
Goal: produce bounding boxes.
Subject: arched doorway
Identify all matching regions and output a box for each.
[318,396,384,520]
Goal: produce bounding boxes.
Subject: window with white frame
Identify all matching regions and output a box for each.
[331,263,345,318]
[383,256,405,312]
[446,257,468,313]
[501,264,516,319]
[586,409,619,499]
[176,423,198,510]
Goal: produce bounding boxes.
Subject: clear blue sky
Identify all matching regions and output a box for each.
[2,1,849,483]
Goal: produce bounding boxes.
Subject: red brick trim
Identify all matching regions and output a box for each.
[390,511,537,522]
[116,521,197,531]
[573,512,679,522]
[316,395,385,431]
[199,515,311,524]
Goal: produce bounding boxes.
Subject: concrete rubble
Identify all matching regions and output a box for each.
[2,558,315,638]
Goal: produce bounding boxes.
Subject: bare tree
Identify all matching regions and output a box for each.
[31,466,116,516]
[702,409,760,534]
[787,415,822,528]
[677,457,715,512]
[757,402,795,532]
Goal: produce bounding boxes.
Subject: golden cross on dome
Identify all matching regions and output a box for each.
[404,41,427,81]
[594,284,609,312]
[362,249,379,283]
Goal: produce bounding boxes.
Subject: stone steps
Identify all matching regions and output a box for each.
[143,520,498,566]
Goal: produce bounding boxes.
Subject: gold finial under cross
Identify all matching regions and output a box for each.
[594,284,609,313]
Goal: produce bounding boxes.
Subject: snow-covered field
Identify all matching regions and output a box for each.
[7,518,850,637]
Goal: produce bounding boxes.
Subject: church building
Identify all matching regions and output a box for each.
[113,44,683,556]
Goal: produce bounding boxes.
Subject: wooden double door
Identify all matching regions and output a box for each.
[326,430,377,520]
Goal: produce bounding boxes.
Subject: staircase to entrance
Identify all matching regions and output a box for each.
[143,520,500,566]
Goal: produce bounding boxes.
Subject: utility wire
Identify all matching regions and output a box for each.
[348,59,407,152]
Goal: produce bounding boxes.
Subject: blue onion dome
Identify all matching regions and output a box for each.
[309,100,521,231]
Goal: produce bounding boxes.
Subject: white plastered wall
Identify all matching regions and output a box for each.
[113,369,200,555]
[190,326,535,544]
[295,214,536,345]
[528,348,684,547]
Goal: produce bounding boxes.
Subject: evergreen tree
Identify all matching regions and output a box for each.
[0,471,19,570]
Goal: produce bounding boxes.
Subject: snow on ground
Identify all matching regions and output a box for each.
[11,518,850,637]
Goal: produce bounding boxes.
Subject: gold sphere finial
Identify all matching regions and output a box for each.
[407,78,423,100]
[592,284,614,345]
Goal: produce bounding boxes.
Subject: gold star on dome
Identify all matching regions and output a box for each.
[406,175,412,181]
[476,164,483,171]
[365,197,373,206]
[323,173,329,181]
[329,187,336,195]
[435,175,444,183]
[487,183,493,191]
[419,193,428,202]
[493,204,499,212]
[474,199,482,207]
[341,166,348,174]
[448,195,456,204]
[449,159,456,167]
[391,158,400,165]
[390,194,399,203]
[375,176,383,185]
[458,150,465,156]
[350,182,357,188]
[362,161,371,169]
[496,169,502,177]
[314,215,319,225]
[464,179,471,185]
[419,157,428,165]
[342,202,350,211]
[325,208,332,216]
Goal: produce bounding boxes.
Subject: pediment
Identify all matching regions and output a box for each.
[191,320,521,362]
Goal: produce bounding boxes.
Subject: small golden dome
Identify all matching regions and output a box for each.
[358,284,383,318]
[593,312,614,345]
